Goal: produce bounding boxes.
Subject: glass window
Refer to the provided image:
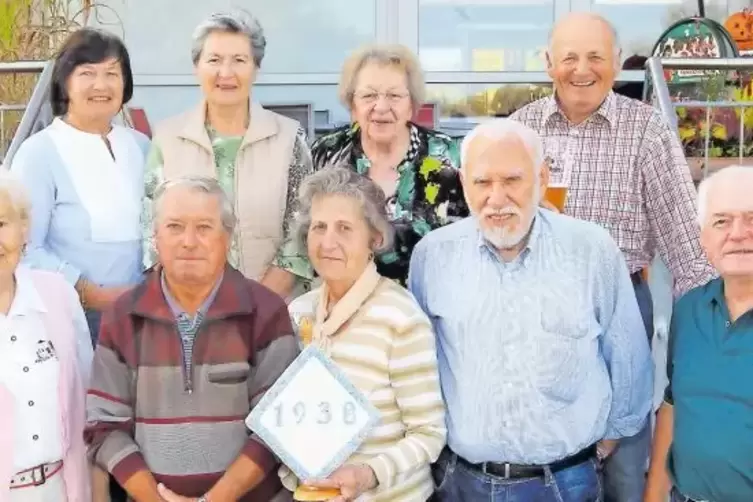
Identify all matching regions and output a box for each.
[426,83,553,124]
[589,0,730,62]
[121,0,376,75]
[418,0,555,72]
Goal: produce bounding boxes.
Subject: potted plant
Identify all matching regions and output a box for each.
[674,74,753,180]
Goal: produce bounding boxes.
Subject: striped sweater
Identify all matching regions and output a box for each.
[283,262,447,501]
[85,266,299,500]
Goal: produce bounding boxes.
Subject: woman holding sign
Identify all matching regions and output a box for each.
[282,167,447,501]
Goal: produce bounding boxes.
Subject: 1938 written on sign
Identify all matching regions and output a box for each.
[246,346,380,481]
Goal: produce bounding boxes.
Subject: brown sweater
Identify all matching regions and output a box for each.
[85,265,299,500]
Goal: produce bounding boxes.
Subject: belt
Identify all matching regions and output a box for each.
[9,461,63,490]
[455,445,596,480]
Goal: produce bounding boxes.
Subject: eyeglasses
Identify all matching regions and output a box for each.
[353,91,410,105]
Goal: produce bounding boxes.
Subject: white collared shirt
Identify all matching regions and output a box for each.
[0,266,93,471]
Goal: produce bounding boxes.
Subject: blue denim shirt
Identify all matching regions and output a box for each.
[409,210,653,464]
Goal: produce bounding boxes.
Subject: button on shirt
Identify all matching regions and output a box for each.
[408,211,653,464]
[0,265,93,471]
[665,278,753,502]
[511,92,716,297]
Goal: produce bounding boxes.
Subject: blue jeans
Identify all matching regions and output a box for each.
[432,449,602,502]
[602,275,654,502]
[85,309,102,346]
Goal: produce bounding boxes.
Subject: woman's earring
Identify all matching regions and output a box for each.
[368,251,375,262]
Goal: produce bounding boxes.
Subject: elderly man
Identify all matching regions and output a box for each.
[645,166,753,502]
[511,12,716,501]
[409,118,652,501]
[85,176,298,502]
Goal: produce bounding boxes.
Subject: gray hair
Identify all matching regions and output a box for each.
[152,176,237,235]
[460,118,545,177]
[294,167,394,253]
[339,44,426,112]
[697,165,753,225]
[191,10,267,67]
[0,171,30,223]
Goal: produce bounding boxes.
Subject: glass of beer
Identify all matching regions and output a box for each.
[544,183,568,213]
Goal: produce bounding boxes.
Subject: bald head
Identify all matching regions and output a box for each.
[545,12,621,125]
[548,13,619,55]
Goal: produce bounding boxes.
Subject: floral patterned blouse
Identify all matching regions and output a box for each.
[311,122,468,285]
[142,125,313,281]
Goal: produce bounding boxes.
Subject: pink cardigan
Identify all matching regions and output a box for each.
[0,269,91,502]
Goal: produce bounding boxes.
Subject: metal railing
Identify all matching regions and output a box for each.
[0,60,52,167]
[645,57,753,180]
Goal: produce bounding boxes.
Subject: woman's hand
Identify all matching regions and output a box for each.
[304,464,378,501]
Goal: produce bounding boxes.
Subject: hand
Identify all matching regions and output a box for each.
[305,464,377,502]
[539,199,560,213]
[597,439,618,461]
[157,483,198,502]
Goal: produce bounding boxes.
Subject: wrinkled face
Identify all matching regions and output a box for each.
[307,194,377,287]
[351,62,413,144]
[66,57,124,124]
[462,136,547,250]
[155,187,230,286]
[700,176,753,278]
[195,31,256,107]
[0,194,27,280]
[547,18,619,123]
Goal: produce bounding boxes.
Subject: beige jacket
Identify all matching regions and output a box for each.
[147,101,307,281]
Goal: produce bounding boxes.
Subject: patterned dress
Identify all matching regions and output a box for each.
[142,125,313,282]
[311,122,468,285]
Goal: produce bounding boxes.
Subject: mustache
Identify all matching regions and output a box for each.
[481,207,521,217]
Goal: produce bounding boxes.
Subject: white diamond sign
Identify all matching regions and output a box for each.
[246,345,380,481]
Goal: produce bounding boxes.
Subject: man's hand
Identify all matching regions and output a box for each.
[597,439,619,461]
[304,464,377,502]
[157,483,198,502]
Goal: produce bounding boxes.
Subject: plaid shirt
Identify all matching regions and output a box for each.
[511,92,716,297]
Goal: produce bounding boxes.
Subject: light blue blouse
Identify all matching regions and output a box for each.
[9,120,149,289]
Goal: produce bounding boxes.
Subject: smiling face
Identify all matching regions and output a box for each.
[700,172,753,278]
[65,57,125,125]
[195,30,256,107]
[350,62,413,144]
[547,14,619,124]
[307,194,376,288]
[462,134,548,252]
[155,187,230,287]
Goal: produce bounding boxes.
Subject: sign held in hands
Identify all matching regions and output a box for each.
[246,345,380,482]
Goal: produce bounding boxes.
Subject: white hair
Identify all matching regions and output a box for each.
[697,165,753,225]
[0,170,31,223]
[152,176,237,235]
[460,118,545,177]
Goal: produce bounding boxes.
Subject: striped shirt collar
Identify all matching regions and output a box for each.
[160,271,224,319]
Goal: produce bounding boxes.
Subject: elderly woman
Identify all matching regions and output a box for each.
[310,44,467,286]
[144,10,313,299]
[282,167,446,502]
[9,28,149,341]
[0,173,92,502]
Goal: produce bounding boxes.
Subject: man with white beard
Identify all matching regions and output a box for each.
[408,118,653,501]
